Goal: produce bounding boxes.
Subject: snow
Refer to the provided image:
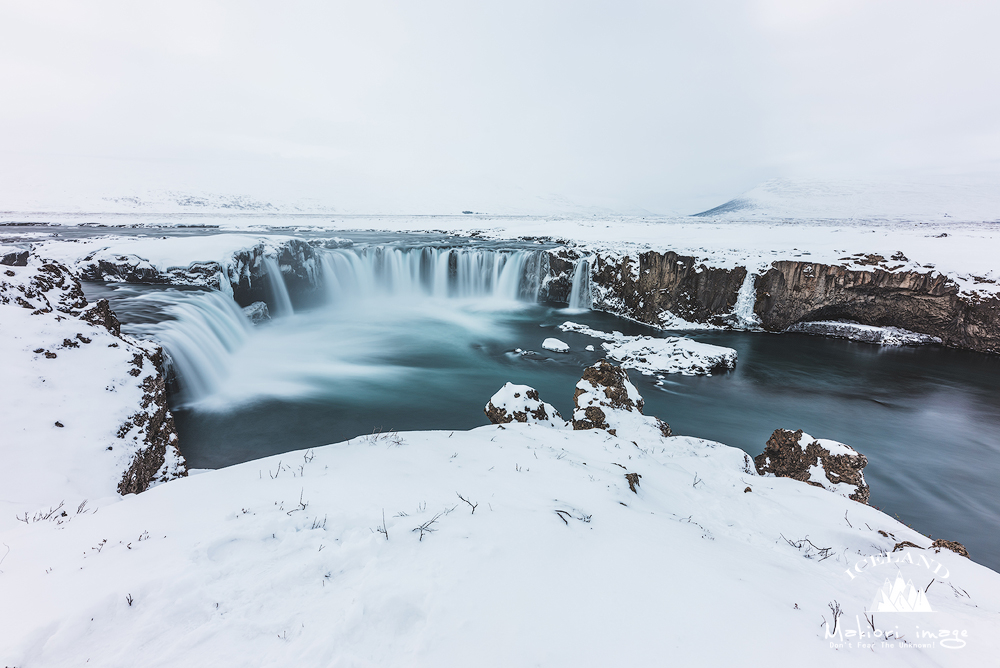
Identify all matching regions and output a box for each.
[786,321,943,346]
[1,422,998,665]
[0,256,184,533]
[541,337,570,353]
[484,382,568,429]
[559,321,737,376]
[9,204,1000,302]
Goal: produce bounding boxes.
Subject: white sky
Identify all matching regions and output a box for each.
[1,0,999,214]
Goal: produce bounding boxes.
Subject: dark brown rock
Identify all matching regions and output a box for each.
[930,539,970,559]
[754,428,870,504]
[591,251,747,326]
[753,262,1000,354]
[82,299,122,337]
[571,360,671,437]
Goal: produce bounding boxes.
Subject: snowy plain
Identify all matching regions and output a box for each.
[5,207,998,301]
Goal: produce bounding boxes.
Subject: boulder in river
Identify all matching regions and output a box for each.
[754,428,870,504]
[485,383,567,428]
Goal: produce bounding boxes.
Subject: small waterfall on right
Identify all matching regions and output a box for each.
[568,258,592,310]
[732,270,761,329]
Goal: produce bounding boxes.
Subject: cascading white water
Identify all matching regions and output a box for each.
[263,257,294,317]
[154,245,551,406]
[319,247,547,303]
[732,269,761,329]
[568,258,592,310]
[154,291,252,400]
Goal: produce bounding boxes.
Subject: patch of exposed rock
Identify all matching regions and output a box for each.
[930,539,970,559]
[754,429,869,504]
[243,301,271,324]
[77,238,324,310]
[571,359,672,438]
[484,383,567,429]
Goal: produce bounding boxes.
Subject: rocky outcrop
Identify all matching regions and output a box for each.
[754,429,869,504]
[227,240,320,306]
[572,360,672,438]
[540,248,583,303]
[590,251,747,327]
[1,249,29,266]
[117,363,184,495]
[243,301,271,324]
[78,239,323,310]
[1,251,186,497]
[752,262,1000,354]
[484,383,567,428]
[930,539,970,559]
[578,250,1000,354]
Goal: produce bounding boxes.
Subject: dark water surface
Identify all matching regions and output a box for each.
[84,266,1000,573]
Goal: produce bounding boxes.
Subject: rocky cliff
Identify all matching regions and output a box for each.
[753,261,1000,353]
[563,249,1000,354]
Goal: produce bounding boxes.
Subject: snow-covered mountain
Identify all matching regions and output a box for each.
[694,177,1000,222]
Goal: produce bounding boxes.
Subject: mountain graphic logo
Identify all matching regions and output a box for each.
[868,573,933,613]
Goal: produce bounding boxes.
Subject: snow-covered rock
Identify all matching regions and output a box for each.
[484,382,567,428]
[559,321,737,376]
[242,301,271,324]
[785,320,942,346]
[572,359,672,440]
[754,429,869,504]
[0,254,185,531]
[541,337,570,352]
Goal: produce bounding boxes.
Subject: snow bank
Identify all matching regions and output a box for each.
[559,321,737,376]
[786,321,942,346]
[1,424,997,665]
[0,255,185,532]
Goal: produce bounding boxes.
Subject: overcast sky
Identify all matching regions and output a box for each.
[1,0,998,214]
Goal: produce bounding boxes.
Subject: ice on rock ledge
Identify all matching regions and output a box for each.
[785,320,942,346]
[541,337,570,353]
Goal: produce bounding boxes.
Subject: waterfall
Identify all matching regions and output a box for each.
[155,291,252,401]
[319,247,547,303]
[568,258,592,310]
[732,269,761,329]
[263,257,294,317]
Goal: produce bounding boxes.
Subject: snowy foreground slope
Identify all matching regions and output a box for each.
[0,251,184,533]
[1,420,998,665]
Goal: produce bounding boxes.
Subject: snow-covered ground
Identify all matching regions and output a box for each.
[1,418,997,665]
[2,233,999,664]
[559,321,737,376]
[0,252,185,533]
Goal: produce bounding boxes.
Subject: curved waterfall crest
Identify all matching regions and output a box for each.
[318,246,550,302]
[155,291,252,402]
